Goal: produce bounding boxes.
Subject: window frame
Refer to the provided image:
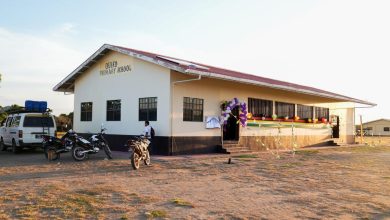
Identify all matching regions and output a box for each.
[384,127,390,132]
[5,117,12,127]
[315,107,329,121]
[106,99,121,121]
[248,98,273,118]
[275,101,295,119]
[183,97,204,122]
[80,102,93,122]
[138,97,158,121]
[10,116,21,127]
[297,104,314,120]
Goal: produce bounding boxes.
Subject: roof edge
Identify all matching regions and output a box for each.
[184,69,376,106]
[53,44,376,107]
[53,44,187,92]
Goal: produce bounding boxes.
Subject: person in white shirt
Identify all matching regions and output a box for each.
[143,121,152,139]
[142,121,153,153]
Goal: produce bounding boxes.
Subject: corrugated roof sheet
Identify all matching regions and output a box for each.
[53,44,375,106]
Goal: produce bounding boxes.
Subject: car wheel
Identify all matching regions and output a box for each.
[12,139,20,154]
[0,138,7,151]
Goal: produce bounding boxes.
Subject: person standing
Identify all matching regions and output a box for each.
[143,121,154,152]
[143,121,152,138]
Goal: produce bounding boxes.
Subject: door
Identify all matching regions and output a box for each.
[331,115,340,138]
[223,107,240,141]
[3,116,13,145]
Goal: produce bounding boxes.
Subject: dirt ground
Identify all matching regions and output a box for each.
[0,145,389,220]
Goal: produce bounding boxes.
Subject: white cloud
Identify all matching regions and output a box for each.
[58,23,77,34]
[0,26,186,115]
[0,26,82,114]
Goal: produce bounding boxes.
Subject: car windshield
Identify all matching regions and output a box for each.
[23,116,54,127]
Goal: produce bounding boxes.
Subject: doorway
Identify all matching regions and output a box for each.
[223,106,240,141]
[331,115,340,138]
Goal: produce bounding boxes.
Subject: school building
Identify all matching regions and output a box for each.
[53,44,375,155]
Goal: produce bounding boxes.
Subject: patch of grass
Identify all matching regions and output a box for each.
[128,192,157,204]
[16,204,39,218]
[120,215,129,220]
[39,192,100,218]
[295,150,319,156]
[172,198,195,208]
[383,176,390,179]
[280,162,302,169]
[145,210,168,218]
[333,145,390,153]
[232,154,258,159]
[75,189,101,196]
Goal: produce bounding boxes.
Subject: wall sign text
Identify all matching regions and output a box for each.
[100,61,132,76]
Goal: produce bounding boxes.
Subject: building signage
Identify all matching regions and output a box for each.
[100,61,132,76]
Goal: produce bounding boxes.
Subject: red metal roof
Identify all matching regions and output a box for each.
[53,44,375,106]
[114,45,374,105]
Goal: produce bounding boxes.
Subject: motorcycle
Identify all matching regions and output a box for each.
[126,136,151,170]
[43,130,77,161]
[72,127,113,161]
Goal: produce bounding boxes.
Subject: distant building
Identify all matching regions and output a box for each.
[53,44,375,155]
[356,119,390,136]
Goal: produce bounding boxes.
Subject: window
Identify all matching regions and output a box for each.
[106,100,121,121]
[297,105,313,120]
[275,101,295,119]
[183,97,204,122]
[315,107,329,120]
[5,117,12,127]
[23,116,54,127]
[11,116,21,127]
[248,98,273,118]
[80,102,93,121]
[139,97,157,121]
[384,127,390,132]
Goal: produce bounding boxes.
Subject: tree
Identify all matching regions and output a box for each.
[55,112,73,131]
[0,106,7,123]
[0,104,24,124]
[6,104,23,113]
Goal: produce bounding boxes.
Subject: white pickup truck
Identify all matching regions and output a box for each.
[0,112,56,153]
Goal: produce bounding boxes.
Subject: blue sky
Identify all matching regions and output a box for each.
[0,0,389,122]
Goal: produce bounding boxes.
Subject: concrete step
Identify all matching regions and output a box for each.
[221,141,252,154]
[223,146,252,154]
[223,140,239,144]
[223,144,242,149]
[227,149,253,154]
[224,146,247,150]
[330,138,346,146]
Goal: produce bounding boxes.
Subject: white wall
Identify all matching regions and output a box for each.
[74,51,171,136]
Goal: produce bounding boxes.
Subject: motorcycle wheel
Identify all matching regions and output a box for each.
[72,146,87,161]
[131,153,140,170]
[45,146,60,161]
[144,150,151,166]
[103,143,113,159]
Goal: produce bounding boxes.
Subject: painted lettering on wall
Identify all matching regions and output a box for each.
[100,61,132,76]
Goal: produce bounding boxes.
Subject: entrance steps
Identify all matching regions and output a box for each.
[327,138,347,146]
[220,141,252,154]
